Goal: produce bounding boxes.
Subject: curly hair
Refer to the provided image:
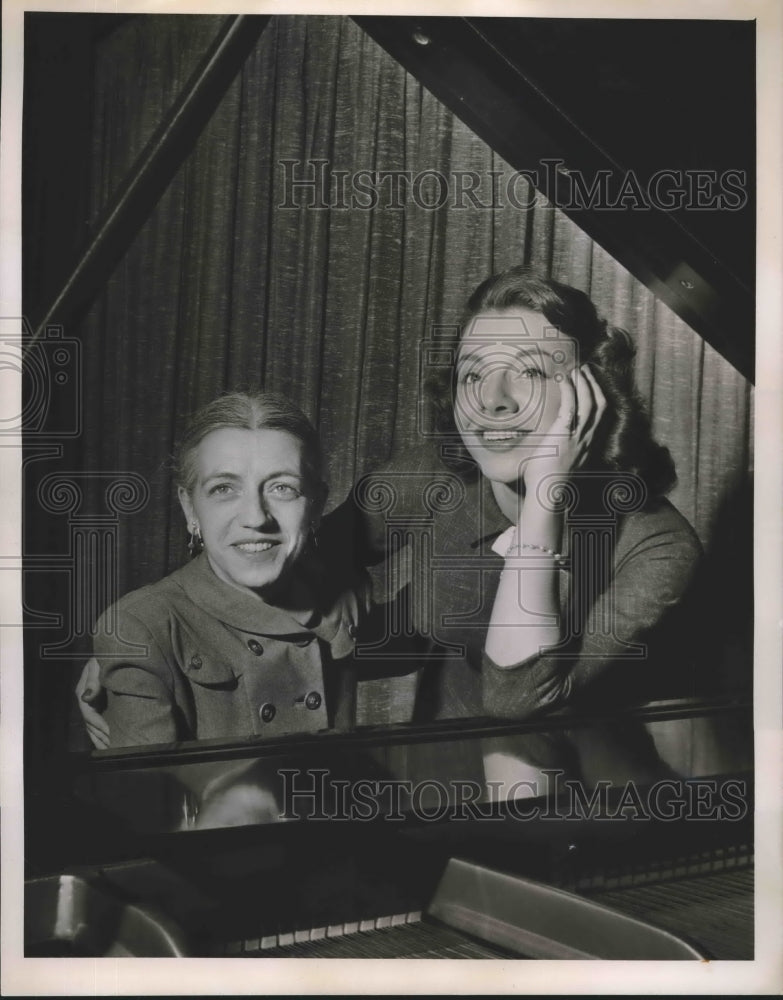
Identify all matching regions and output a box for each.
[427,265,676,498]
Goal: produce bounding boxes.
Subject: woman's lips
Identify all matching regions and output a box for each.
[233,540,279,554]
[470,429,531,452]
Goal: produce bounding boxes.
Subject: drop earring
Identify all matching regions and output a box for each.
[187,523,203,556]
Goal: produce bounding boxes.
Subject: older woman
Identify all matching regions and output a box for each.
[87,392,367,748]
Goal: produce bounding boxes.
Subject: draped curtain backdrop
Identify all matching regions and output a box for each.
[76,15,752,685]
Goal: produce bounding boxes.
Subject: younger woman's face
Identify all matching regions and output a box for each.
[454,307,578,485]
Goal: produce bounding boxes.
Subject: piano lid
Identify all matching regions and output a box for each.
[26,15,755,382]
[353,16,755,382]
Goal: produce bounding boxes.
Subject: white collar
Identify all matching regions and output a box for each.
[490,524,516,557]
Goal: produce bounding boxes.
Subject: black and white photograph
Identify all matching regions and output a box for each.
[2,0,781,994]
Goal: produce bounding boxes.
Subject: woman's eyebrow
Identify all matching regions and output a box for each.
[203,471,241,482]
[457,345,556,366]
[202,470,304,484]
[262,470,303,481]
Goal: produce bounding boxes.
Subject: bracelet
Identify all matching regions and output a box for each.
[505,540,565,564]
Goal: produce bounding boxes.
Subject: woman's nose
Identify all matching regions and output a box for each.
[481,369,520,414]
[242,489,275,527]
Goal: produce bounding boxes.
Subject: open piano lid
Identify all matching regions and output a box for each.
[28,15,755,383]
[353,16,755,382]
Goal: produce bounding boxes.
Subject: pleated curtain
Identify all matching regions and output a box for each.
[77,14,753,611]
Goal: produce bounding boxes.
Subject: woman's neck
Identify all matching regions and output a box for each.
[205,552,317,612]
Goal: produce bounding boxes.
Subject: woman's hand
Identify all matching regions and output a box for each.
[522,363,607,500]
[75,658,110,749]
[486,365,607,671]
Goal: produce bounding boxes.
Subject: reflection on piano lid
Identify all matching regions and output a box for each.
[70,698,753,836]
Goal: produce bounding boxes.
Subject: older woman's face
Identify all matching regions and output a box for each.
[179,428,319,598]
[455,307,578,484]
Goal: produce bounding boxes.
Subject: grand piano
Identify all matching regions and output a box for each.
[18,10,757,979]
[26,699,753,961]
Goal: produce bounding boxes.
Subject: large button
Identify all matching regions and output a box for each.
[247,639,264,656]
[304,691,322,711]
[295,635,314,648]
[259,703,276,723]
[189,654,202,670]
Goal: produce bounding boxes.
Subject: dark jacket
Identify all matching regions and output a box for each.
[338,444,703,720]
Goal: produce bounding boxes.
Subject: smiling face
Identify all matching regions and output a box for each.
[455,308,578,485]
[178,427,322,599]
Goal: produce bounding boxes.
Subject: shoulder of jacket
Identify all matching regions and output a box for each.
[616,498,703,558]
[96,571,188,630]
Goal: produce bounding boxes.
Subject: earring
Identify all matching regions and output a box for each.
[310,524,319,550]
[187,523,203,556]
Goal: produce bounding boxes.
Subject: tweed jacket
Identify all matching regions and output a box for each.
[93,553,367,748]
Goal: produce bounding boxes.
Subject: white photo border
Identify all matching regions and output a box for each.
[2,0,780,994]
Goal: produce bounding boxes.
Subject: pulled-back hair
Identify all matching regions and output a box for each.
[428,265,676,497]
[174,392,325,497]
